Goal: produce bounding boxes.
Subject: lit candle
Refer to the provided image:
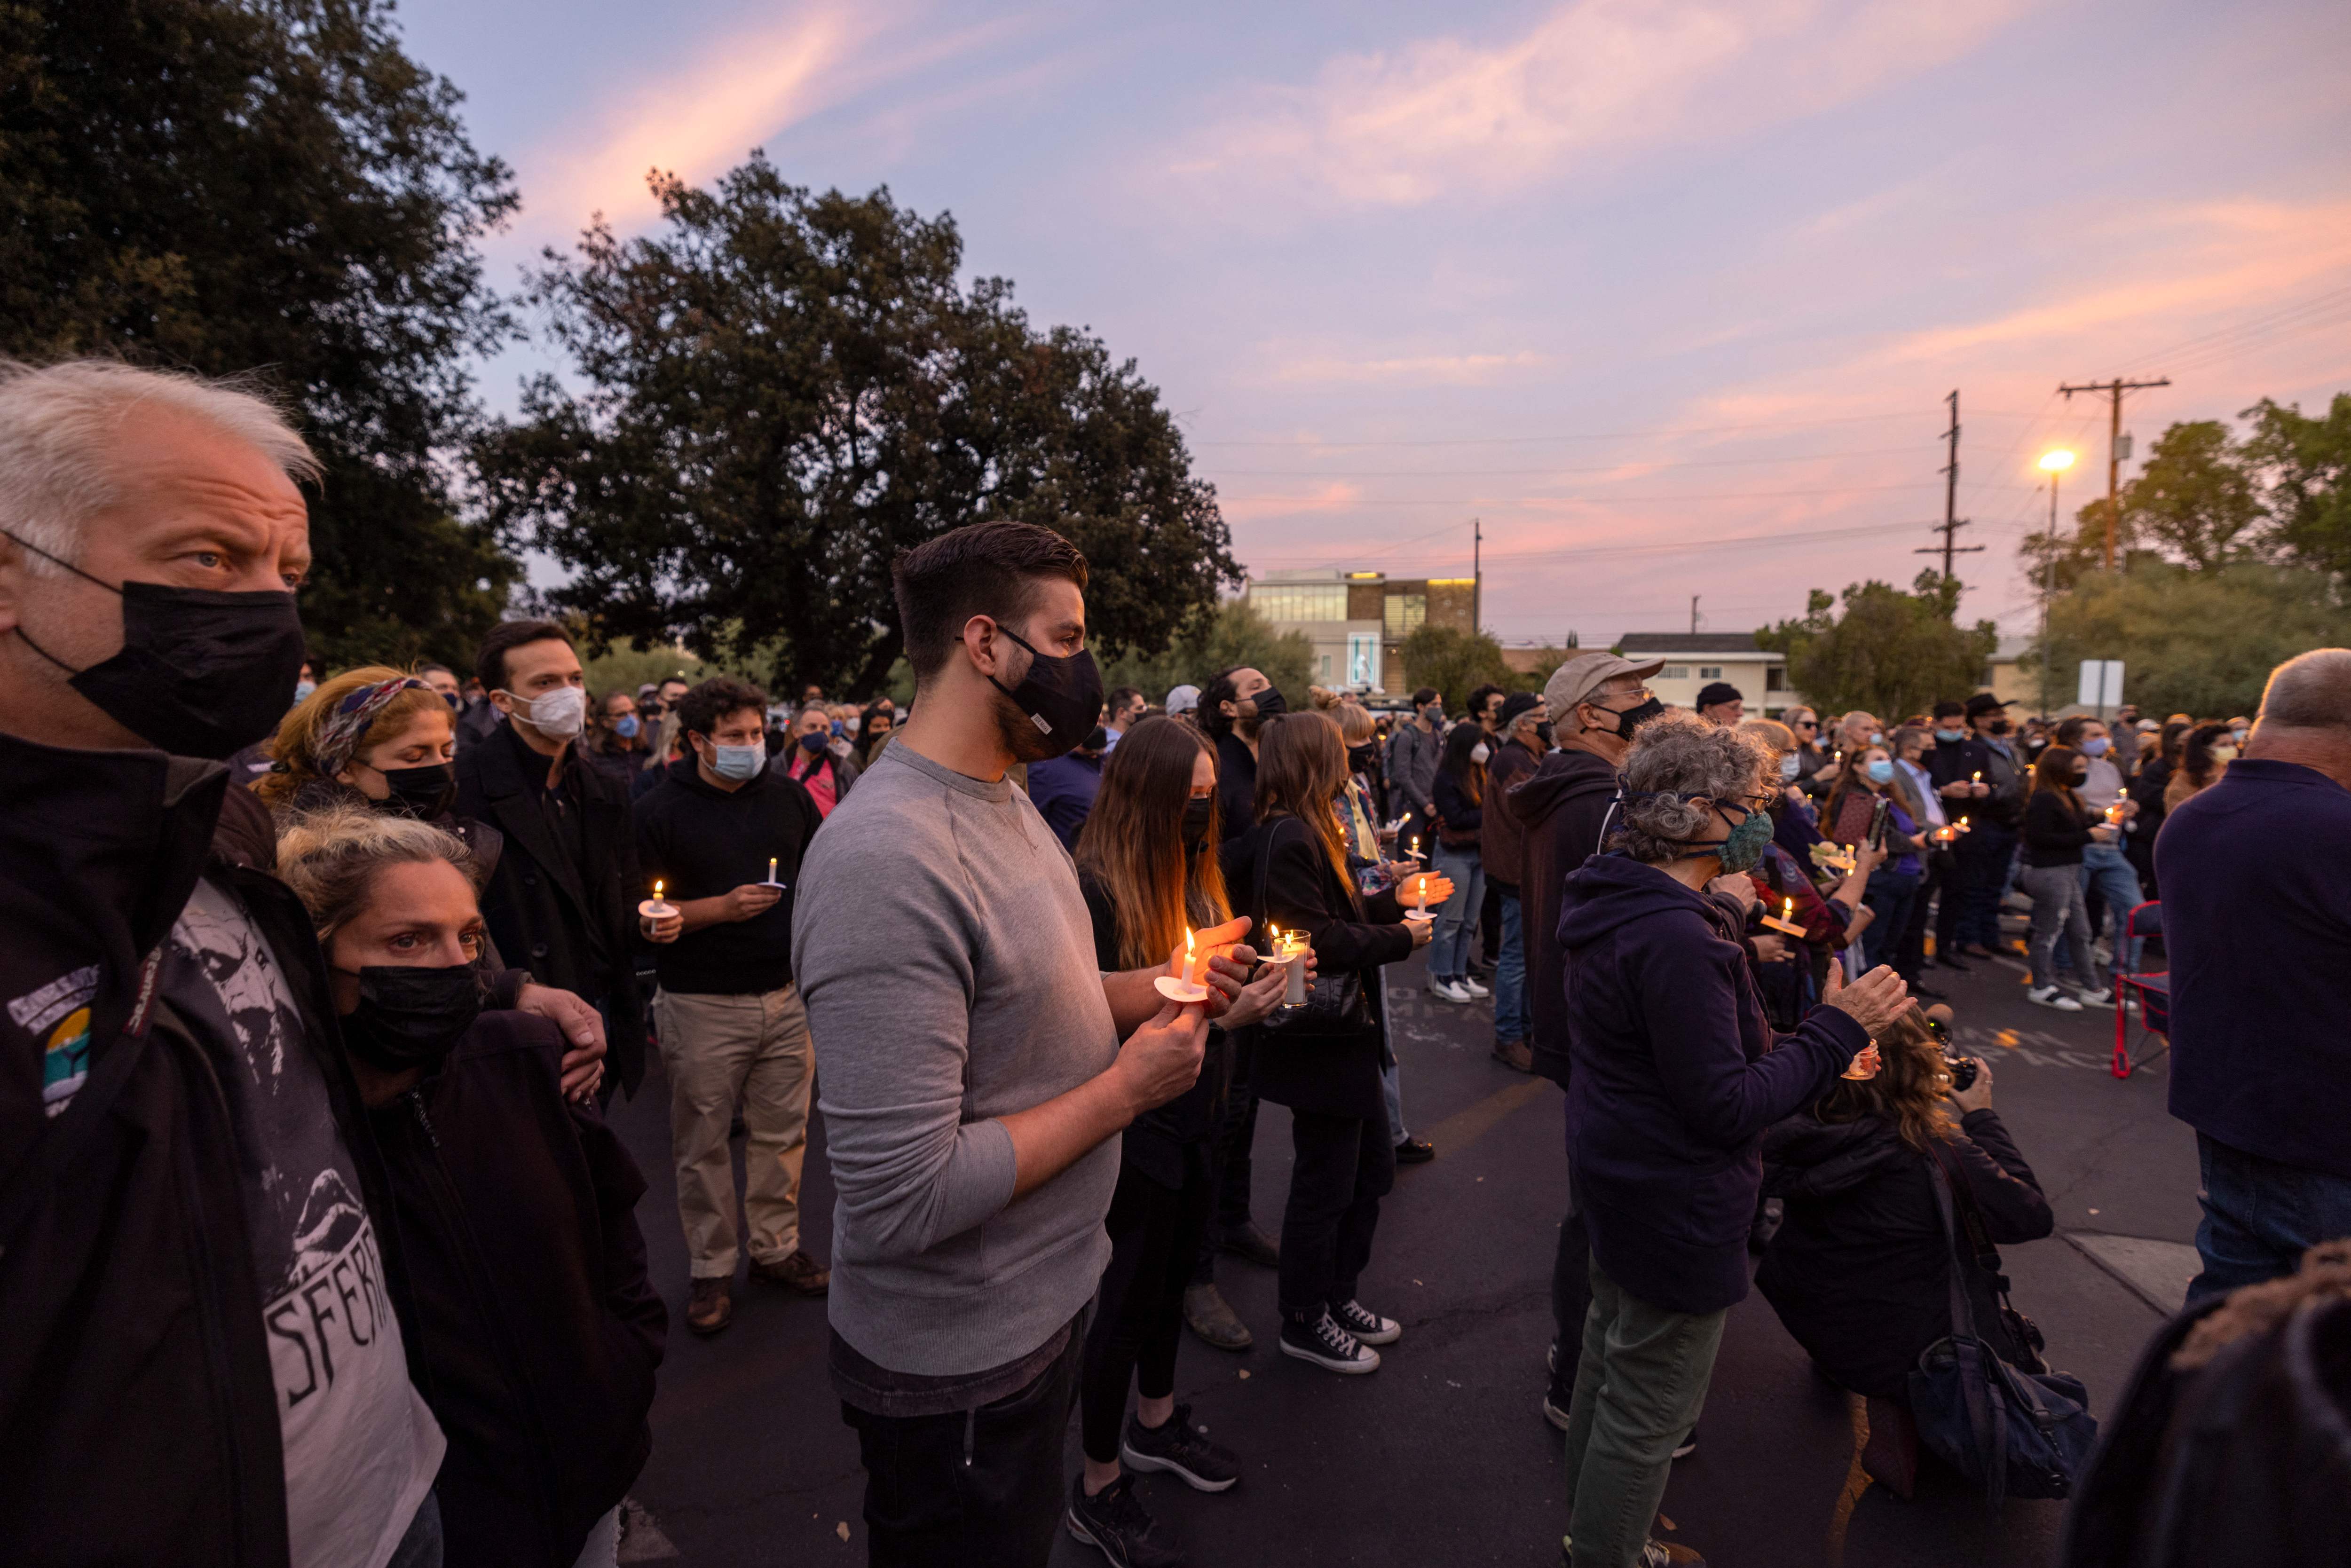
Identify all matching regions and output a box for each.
[1761,895,1807,937]
[1972,771,1982,784]
[1841,1040,1882,1081]
[1271,926,1311,1007]
[1783,896,1794,924]
[1417,877,1428,915]
[639,879,676,924]
[1184,928,1202,988]
[767,857,779,883]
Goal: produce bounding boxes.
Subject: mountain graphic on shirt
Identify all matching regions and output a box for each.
[285,1169,368,1291]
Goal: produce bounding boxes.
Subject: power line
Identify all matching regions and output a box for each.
[1188,409,2047,450]
[2058,377,2172,568]
[2121,281,2351,377]
[1206,443,1932,478]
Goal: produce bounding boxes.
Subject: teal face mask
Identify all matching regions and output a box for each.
[1708,803,1774,874]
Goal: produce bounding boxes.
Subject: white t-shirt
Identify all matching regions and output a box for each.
[172,879,444,1568]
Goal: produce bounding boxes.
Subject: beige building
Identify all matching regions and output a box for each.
[1613,633,1801,716]
[1245,569,1476,693]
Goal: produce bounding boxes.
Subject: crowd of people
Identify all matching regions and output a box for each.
[2,357,2346,1568]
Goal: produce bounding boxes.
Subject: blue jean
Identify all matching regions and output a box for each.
[1429,844,1484,982]
[2188,1132,2351,1302]
[2059,843,2145,980]
[387,1492,442,1568]
[1493,891,1530,1044]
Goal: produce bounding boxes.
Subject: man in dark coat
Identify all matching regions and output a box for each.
[1482,692,1547,1072]
[457,620,663,1097]
[1504,649,1659,1426]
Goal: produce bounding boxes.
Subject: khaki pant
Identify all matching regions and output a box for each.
[654,985,814,1278]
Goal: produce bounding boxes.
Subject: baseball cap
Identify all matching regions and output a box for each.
[1695,681,1744,709]
[1545,651,1666,717]
[1164,684,1201,716]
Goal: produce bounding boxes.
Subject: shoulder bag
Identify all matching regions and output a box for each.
[1907,1143,2099,1508]
[1251,819,1372,1040]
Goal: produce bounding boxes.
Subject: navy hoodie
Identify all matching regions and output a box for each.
[1558,854,1867,1315]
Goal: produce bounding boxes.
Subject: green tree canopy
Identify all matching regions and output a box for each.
[2244,393,2351,579]
[1096,599,1312,715]
[0,0,523,669]
[1396,625,1549,712]
[2036,562,2351,718]
[1757,573,1997,720]
[475,154,1241,697]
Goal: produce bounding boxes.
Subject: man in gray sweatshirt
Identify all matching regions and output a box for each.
[793,520,1250,1567]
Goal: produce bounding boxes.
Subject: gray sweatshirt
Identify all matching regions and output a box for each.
[1387,718,1442,812]
[792,743,1119,1377]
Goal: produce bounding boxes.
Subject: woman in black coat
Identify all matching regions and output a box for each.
[1221,712,1449,1375]
[1759,1006,2054,1403]
[277,806,666,1568]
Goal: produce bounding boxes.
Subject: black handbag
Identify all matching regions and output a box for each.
[1249,819,1373,1040]
[1908,1144,2099,1508]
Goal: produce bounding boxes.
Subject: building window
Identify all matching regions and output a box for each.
[1699,665,1722,679]
[1318,653,1332,677]
[1347,634,1380,689]
[1662,666,1688,680]
[1766,665,1787,690]
[1250,583,1348,622]
[1383,592,1426,637]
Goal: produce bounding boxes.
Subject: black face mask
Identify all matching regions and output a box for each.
[1597,695,1665,741]
[1535,721,1556,749]
[371,762,457,820]
[1346,741,1378,775]
[1989,719,2011,736]
[1081,725,1109,754]
[1249,687,1288,720]
[1182,795,1215,850]
[337,962,482,1073]
[989,625,1105,761]
[3,528,308,760]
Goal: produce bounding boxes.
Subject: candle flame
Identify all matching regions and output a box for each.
[653,880,664,899]
[1783,897,1793,921]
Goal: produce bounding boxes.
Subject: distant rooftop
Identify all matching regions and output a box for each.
[1615,632,1766,655]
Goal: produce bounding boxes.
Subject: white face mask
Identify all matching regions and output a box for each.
[1470,742,1491,764]
[502,684,587,740]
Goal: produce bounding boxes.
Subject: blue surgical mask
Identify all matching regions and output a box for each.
[293,679,316,703]
[1868,731,1885,746]
[1934,728,1964,744]
[2083,735,2110,757]
[1865,759,1895,784]
[709,742,764,781]
[1779,753,1801,781]
[615,714,640,738]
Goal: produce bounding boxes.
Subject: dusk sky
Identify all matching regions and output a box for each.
[398,0,2351,641]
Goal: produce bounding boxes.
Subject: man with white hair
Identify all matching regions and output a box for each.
[0,360,597,1568]
[2160,647,2351,1300]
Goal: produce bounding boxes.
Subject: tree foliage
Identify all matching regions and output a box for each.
[1757,573,1997,720]
[475,155,1241,698]
[2244,393,2351,579]
[1395,626,1550,712]
[1096,599,1312,715]
[2037,563,2351,719]
[0,0,523,668]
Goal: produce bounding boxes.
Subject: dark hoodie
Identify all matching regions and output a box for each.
[1556,854,1865,1315]
[1758,1107,2051,1397]
[1507,747,1622,1087]
[633,754,821,995]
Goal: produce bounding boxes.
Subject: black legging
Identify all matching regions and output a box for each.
[1278,1110,1395,1320]
[1194,1034,1259,1284]
[1081,1155,1213,1463]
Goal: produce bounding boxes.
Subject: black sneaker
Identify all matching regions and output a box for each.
[1067,1473,1184,1568]
[1121,1403,1239,1493]
[1329,1297,1402,1346]
[1278,1310,1380,1374]
[1394,1138,1436,1165]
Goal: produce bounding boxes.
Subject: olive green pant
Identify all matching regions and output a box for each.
[1561,1254,1727,1567]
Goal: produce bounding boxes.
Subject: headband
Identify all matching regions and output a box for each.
[315,678,427,777]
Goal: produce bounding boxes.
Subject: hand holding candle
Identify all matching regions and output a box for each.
[1761,894,1807,937]
[639,879,682,943]
[1155,925,1212,1003]
[767,856,780,885]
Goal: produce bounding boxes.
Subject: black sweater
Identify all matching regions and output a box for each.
[1078,871,1231,1190]
[632,757,821,994]
[2021,788,2097,867]
[1757,1108,2051,1398]
[1433,767,1483,845]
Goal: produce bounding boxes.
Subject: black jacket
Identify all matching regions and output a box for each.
[633,756,821,995]
[1507,745,1621,1087]
[0,734,413,1568]
[1213,730,1257,843]
[2022,788,2096,867]
[1433,766,1483,847]
[456,723,650,1093]
[1079,872,1231,1190]
[1757,1108,2052,1397]
[368,1010,665,1568]
[1926,733,2020,828]
[1221,814,1412,1121]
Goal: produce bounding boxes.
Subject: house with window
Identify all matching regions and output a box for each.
[1244,569,1477,693]
[1613,632,1800,716]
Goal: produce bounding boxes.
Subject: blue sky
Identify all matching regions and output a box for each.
[397,0,2351,638]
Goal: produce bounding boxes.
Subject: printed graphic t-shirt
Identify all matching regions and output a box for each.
[171,879,445,1568]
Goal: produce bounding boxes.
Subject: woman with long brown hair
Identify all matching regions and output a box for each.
[2020,744,2116,1009]
[1221,712,1450,1376]
[1759,1006,2055,1490]
[1066,718,1290,1560]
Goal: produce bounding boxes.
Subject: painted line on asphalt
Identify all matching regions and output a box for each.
[1411,1077,1552,1164]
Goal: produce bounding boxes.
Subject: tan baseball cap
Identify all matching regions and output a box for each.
[1544,650,1666,717]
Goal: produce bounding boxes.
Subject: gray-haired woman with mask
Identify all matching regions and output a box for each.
[1552,713,1910,1568]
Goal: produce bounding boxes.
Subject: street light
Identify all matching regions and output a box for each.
[2035,449,2076,719]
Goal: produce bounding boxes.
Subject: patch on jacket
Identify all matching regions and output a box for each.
[10,964,99,1116]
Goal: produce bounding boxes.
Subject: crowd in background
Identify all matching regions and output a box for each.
[5,358,2348,1568]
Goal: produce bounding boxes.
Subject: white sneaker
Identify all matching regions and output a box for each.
[1459,975,1491,998]
[2075,985,2114,1006]
[1427,977,1473,1003]
[2027,985,2083,1012]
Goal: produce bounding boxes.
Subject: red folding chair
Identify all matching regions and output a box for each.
[2111,900,2169,1079]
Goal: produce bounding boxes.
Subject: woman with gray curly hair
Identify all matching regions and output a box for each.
[1552,712,1910,1568]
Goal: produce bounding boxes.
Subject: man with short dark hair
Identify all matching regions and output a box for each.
[1386,686,1444,858]
[1102,686,1145,750]
[2162,648,2351,1297]
[458,618,665,1095]
[1200,665,1281,842]
[1695,680,1744,726]
[793,520,1246,1565]
[1483,692,1547,1072]
[1467,682,1506,734]
[637,675,828,1334]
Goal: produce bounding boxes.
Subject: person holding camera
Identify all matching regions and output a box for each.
[1757,1006,2054,1492]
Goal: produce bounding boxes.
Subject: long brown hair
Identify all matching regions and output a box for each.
[1253,712,1352,888]
[2030,744,2084,813]
[1811,1005,1955,1153]
[1821,743,1887,836]
[1073,717,1230,969]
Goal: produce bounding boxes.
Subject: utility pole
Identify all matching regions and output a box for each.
[1916,388,1984,580]
[1471,517,1482,635]
[1689,594,1700,635]
[2058,376,2170,569]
